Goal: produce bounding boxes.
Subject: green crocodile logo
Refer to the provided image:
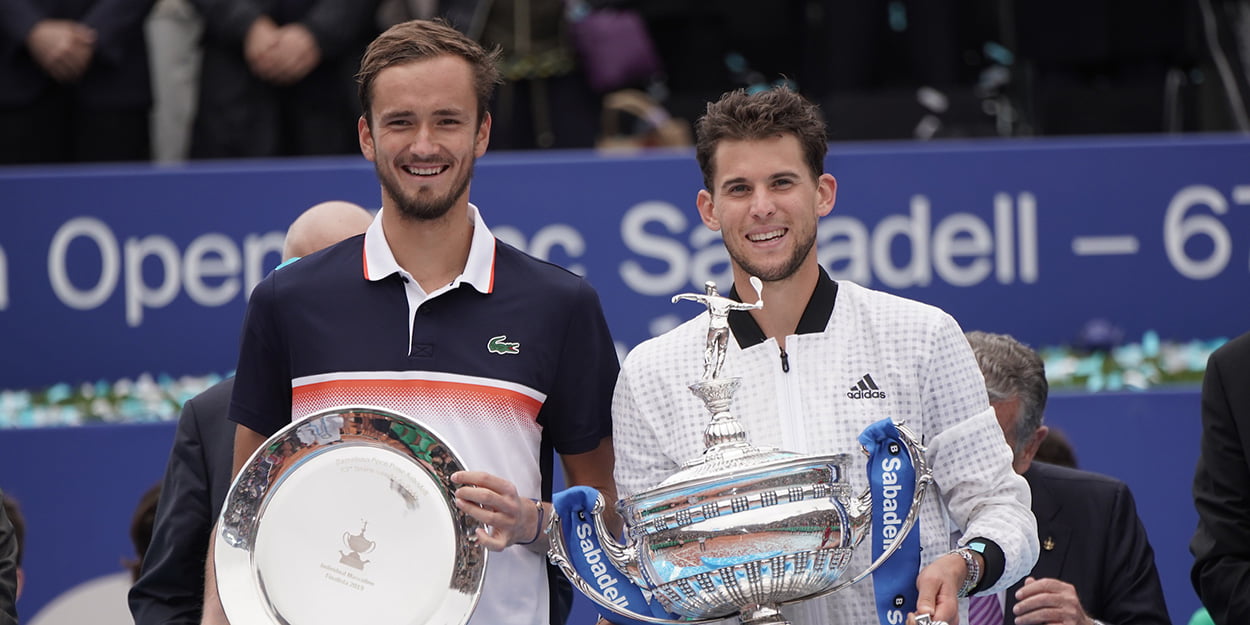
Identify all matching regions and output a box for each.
[487,335,520,355]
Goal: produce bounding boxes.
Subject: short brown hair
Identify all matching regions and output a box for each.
[695,88,829,191]
[356,19,502,127]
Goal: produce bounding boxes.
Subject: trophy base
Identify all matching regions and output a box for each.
[740,604,787,624]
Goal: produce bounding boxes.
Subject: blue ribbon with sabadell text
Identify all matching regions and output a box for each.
[857,419,921,625]
[552,486,680,625]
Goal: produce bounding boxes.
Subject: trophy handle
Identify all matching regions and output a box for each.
[546,487,718,625]
[588,493,644,584]
[801,421,934,600]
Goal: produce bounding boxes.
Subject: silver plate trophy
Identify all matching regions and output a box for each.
[215,406,487,625]
[548,279,935,625]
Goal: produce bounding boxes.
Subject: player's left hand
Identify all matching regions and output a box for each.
[908,551,967,624]
[1012,576,1094,625]
[451,470,539,551]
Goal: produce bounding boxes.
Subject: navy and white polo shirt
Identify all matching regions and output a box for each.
[229,205,618,625]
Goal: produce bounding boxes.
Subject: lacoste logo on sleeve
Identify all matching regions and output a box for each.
[487,335,520,355]
[847,373,887,399]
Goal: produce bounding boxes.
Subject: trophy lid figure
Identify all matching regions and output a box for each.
[672,276,763,381]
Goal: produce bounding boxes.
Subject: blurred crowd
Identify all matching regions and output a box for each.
[1,0,1246,166]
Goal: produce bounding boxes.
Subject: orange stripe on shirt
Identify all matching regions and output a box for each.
[487,238,496,293]
[293,377,543,420]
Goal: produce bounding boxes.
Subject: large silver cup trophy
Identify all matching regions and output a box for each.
[548,279,934,625]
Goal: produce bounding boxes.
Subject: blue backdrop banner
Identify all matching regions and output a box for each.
[2,136,1249,392]
[3,137,1248,395]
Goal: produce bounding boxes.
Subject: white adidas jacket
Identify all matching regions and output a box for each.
[613,279,1039,625]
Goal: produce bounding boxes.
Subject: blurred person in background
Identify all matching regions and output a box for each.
[1033,427,1079,469]
[124,484,161,581]
[145,0,202,162]
[188,0,380,158]
[1193,0,1250,132]
[440,0,601,149]
[0,0,156,164]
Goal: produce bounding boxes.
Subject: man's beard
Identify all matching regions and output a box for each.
[726,229,815,283]
[378,156,475,222]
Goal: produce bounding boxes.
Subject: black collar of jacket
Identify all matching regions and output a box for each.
[726,267,838,350]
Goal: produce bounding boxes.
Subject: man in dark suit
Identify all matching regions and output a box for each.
[0,0,156,164]
[128,378,235,625]
[1190,331,1250,625]
[129,201,374,625]
[967,331,1171,625]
